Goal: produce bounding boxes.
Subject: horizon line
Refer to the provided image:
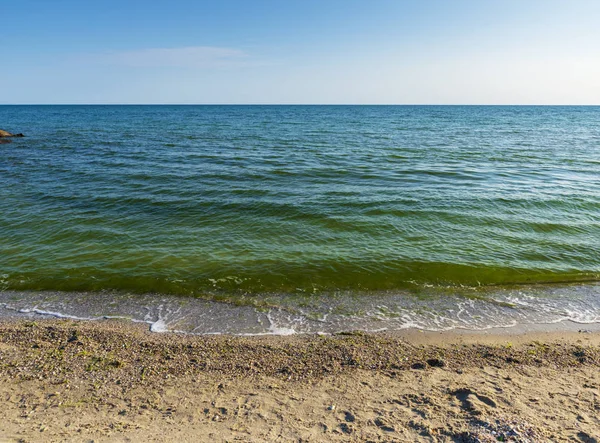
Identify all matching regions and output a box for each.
[1,103,599,106]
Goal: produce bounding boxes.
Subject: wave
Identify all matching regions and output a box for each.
[2,282,600,335]
[1,261,598,298]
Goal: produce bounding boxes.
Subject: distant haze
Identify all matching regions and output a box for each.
[2,0,599,104]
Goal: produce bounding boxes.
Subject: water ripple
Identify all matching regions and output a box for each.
[0,105,599,298]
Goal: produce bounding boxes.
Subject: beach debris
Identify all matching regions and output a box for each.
[0,129,25,137]
[327,404,336,411]
[426,358,445,368]
[467,416,540,442]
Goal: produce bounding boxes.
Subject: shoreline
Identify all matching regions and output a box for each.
[3,281,600,336]
[2,308,600,337]
[1,318,600,441]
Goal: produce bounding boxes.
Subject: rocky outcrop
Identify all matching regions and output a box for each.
[0,129,25,137]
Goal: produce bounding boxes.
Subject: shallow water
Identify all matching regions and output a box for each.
[1,105,599,332]
[1,283,599,335]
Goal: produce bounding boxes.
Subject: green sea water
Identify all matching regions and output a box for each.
[1,105,599,300]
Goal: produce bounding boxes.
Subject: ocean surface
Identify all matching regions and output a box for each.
[1,105,599,334]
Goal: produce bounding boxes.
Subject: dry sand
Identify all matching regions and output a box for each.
[1,319,599,442]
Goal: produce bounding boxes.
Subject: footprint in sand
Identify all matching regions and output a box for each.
[452,388,497,416]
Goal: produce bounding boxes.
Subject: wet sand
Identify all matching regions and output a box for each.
[1,319,599,442]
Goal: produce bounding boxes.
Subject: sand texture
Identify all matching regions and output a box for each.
[0,319,599,442]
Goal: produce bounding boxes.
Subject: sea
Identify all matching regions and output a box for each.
[1,105,599,334]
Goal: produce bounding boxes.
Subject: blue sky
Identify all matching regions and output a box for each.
[2,0,599,104]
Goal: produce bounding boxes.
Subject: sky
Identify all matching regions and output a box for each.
[1,0,599,104]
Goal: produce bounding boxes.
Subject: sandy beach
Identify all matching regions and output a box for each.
[0,319,598,442]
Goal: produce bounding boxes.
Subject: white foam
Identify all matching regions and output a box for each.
[18,307,96,321]
[267,325,297,336]
[2,283,600,336]
[150,318,169,333]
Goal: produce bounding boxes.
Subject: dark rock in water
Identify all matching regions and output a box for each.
[0,139,11,144]
[0,129,25,137]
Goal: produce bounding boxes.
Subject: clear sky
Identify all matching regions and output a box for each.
[2,0,599,104]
